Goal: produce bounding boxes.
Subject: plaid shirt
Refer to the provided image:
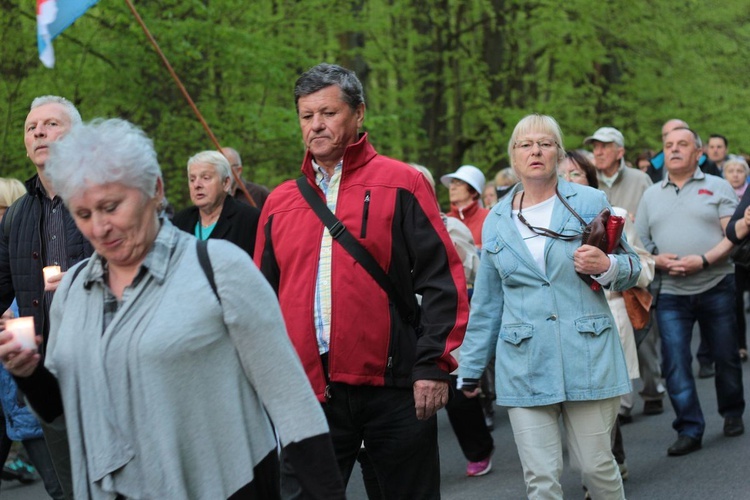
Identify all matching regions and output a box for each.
[312,160,343,354]
[84,219,171,332]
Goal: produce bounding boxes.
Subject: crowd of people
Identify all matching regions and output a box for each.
[0,62,746,499]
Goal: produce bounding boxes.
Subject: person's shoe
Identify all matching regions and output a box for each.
[617,413,633,425]
[643,399,664,415]
[2,458,38,484]
[667,436,702,456]
[698,363,715,378]
[466,456,492,477]
[724,417,744,437]
[618,462,629,481]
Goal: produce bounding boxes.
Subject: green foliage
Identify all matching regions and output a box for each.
[2,0,750,210]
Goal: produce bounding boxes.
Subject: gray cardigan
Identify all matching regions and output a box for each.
[46,221,330,499]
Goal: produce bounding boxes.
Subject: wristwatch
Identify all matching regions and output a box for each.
[701,255,710,269]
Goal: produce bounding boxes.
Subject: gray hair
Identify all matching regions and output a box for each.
[664,126,701,148]
[187,151,232,184]
[494,167,518,186]
[408,163,436,192]
[507,114,566,169]
[294,63,365,112]
[46,118,162,202]
[30,95,82,126]
[724,156,749,175]
[221,147,242,168]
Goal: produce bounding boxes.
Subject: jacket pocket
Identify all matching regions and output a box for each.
[486,238,517,279]
[500,323,533,346]
[574,315,612,337]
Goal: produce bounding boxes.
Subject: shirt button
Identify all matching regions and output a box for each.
[548,314,557,321]
[32,299,39,307]
[52,209,56,214]
[51,235,56,240]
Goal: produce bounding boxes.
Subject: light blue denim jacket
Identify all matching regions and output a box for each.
[459,180,640,407]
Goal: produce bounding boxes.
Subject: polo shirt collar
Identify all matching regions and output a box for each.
[661,166,704,188]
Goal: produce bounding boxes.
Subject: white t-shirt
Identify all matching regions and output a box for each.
[512,196,556,275]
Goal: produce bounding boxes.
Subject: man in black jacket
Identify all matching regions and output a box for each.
[0,95,93,500]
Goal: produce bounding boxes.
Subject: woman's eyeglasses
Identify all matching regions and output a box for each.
[514,140,558,152]
[563,171,584,180]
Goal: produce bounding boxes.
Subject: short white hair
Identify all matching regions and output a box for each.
[30,95,82,126]
[187,151,232,182]
[46,118,162,202]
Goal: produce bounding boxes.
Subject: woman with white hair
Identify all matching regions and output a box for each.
[723,156,749,200]
[173,151,260,257]
[0,118,344,499]
[459,114,640,498]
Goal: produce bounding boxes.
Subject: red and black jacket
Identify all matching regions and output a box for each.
[255,134,468,401]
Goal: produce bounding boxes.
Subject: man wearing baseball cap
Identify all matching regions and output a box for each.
[584,126,652,217]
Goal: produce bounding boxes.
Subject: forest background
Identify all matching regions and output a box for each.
[2,0,749,208]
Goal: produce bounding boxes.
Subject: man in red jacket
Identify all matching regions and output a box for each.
[255,63,469,498]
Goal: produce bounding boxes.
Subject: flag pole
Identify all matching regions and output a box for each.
[122,0,257,207]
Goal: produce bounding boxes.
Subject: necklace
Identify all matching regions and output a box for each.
[516,189,581,241]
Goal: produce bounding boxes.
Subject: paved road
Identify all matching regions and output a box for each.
[3,337,749,499]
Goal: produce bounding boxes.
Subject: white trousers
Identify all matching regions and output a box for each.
[507,397,625,500]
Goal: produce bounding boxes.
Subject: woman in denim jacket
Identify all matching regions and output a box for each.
[459,114,641,499]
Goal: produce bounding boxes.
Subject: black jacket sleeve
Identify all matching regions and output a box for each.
[13,365,64,423]
[726,187,750,243]
[283,434,346,500]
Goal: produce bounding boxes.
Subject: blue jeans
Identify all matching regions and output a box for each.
[656,275,746,439]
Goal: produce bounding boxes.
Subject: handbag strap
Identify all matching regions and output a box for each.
[295,177,419,327]
[196,239,220,304]
[554,186,587,226]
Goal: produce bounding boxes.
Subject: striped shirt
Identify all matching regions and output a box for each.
[312,160,343,355]
[36,178,67,336]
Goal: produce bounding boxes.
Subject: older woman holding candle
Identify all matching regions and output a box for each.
[0,118,344,500]
[459,114,641,499]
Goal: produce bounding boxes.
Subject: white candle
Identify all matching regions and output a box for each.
[43,266,61,287]
[5,317,36,350]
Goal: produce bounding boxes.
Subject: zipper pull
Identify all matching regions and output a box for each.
[387,356,393,368]
[325,384,332,401]
[360,190,371,238]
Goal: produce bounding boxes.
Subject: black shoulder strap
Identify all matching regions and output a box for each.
[295,177,418,327]
[196,240,220,304]
[70,261,88,284]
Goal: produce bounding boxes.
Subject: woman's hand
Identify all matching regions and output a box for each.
[0,327,41,377]
[574,244,611,275]
[743,206,750,228]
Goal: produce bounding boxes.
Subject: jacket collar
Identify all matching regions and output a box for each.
[448,199,482,219]
[661,166,704,188]
[301,132,377,180]
[492,180,580,280]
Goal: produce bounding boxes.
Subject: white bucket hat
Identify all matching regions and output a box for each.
[440,165,486,196]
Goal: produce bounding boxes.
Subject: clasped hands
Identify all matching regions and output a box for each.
[655,253,703,277]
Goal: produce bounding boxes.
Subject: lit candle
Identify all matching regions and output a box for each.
[43,266,61,287]
[5,316,36,350]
